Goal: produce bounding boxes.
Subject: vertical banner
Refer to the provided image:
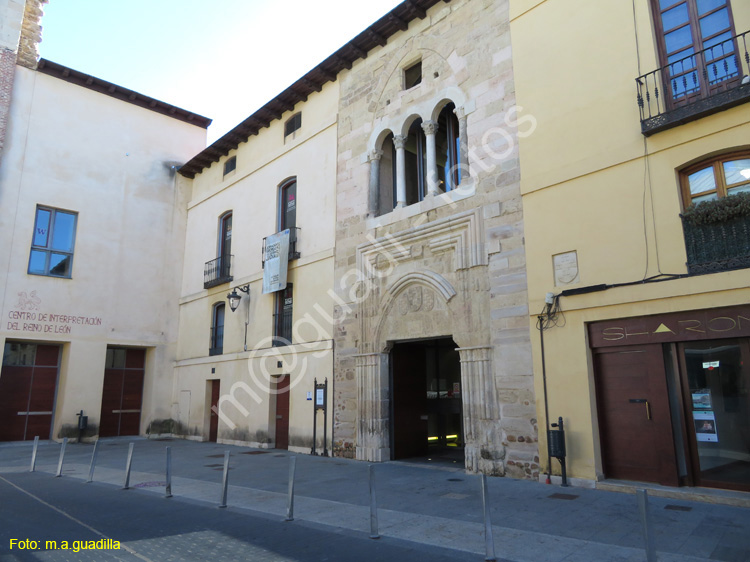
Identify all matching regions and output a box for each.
[262,230,290,294]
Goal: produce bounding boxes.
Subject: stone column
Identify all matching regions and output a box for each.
[454,106,470,183]
[421,120,439,196]
[355,352,390,462]
[393,134,407,207]
[457,345,504,475]
[367,149,383,217]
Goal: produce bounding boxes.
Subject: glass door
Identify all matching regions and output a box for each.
[680,338,750,491]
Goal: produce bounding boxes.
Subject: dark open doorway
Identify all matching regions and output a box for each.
[390,337,463,462]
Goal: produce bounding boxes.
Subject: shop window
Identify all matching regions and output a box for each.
[210,303,225,356]
[284,113,302,142]
[28,206,77,278]
[681,152,750,206]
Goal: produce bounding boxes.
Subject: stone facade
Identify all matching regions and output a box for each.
[332,0,538,478]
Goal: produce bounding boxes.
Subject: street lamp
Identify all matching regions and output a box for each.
[227,284,250,312]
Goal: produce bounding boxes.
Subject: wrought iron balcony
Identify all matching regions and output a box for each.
[637,30,750,136]
[262,227,300,268]
[209,325,224,356]
[682,213,750,275]
[204,255,233,289]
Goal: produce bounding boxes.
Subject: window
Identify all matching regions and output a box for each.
[223,156,236,177]
[651,0,739,107]
[273,283,293,346]
[284,113,301,141]
[28,206,77,278]
[404,60,422,89]
[210,303,225,356]
[218,211,232,278]
[279,179,297,231]
[436,102,461,192]
[681,152,750,206]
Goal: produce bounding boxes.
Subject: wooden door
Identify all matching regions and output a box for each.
[0,343,60,441]
[594,345,679,486]
[99,348,145,437]
[274,376,290,450]
[391,343,428,459]
[209,380,220,442]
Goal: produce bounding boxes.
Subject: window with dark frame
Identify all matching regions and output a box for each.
[223,156,236,176]
[284,113,302,141]
[404,60,422,89]
[651,0,739,108]
[279,179,297,231]
[28,206,77,278]
[210,303,225,356]
[273,283,293,346]
[681,152,750,206]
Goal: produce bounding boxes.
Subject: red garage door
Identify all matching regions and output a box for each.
[99,347,145,437]
[0,342,60,441]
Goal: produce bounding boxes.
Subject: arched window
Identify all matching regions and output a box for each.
[377,133,396,216]
[681,152,750,206]
[210,302,225,356]
[278,179,297,231]
[404,118,426,205]
[436,102,461,192]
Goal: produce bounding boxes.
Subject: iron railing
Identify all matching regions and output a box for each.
[637,29,750,136]
[209,325,224,356]
[262,227,300,268]
[204,255,233,289]
[272,308,293,347]
[682,214,750,275]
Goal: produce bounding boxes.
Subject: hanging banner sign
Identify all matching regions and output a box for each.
[262,230,290,294]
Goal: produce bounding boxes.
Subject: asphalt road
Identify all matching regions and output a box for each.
[0,471,486,562]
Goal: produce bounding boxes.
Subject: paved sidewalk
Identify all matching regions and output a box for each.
[1,438,749,562]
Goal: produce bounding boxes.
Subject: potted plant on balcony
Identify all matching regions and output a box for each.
[680,191,750,274]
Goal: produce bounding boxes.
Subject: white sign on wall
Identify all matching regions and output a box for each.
[262,230,290,294]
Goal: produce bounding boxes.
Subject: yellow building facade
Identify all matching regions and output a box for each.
[512,0,750,492]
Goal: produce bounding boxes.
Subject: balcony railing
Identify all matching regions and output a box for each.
[682,214,750,275]
[272,308,293,347]
[262,227,300,268]
[637,30,750,136]
[209,325,224,356]
[204,255,233,289]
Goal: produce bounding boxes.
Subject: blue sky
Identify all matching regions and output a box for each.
[39,1,402,142]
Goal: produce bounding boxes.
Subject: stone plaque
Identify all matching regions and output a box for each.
[553,251,580,286]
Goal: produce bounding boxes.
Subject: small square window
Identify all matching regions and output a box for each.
[404,61,422,89]
[284,113,302,141]
[28,206,77,278]
[223,156,236,177]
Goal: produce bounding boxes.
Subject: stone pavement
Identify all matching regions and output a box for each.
[1,438,749,562]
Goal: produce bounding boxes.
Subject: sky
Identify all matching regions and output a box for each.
[39,0,403,143]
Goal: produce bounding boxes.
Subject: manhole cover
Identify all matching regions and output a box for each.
[664,504,692,511]
[447,478,463,482]
[548,493,579,500]
[133,481,166,488]
[241,451,269,455]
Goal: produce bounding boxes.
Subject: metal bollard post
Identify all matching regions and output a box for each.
[87,440,99,483]
[122,442,134,489]
[369,464,379,539]
[165,446,173,498]
[29,436,39,472]
[219,450,230,508]
[285,455,296,521]
[55,438,68,477]
[637,489,657,562]
[481,474,497,562]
